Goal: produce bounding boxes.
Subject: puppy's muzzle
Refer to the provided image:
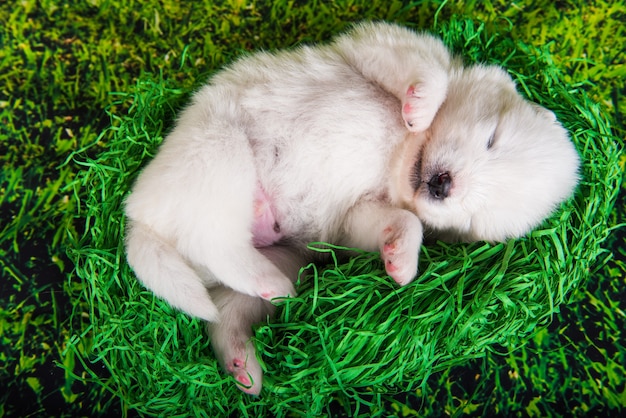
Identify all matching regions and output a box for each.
[428,172,451,199]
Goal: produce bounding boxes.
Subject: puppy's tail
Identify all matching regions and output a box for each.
[125,220,220,322]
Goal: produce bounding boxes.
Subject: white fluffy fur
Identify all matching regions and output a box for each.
[124,22,579,394]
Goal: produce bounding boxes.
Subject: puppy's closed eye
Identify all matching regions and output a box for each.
[487,131,496,150]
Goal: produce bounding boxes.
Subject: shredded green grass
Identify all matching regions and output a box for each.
[65,18,623,416]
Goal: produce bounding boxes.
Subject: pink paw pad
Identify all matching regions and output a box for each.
[227,358,242,373]
[383,242,396,254]
[385,259,398,273]
[406,85,425,99]
[229,359,253,388]
[235,373,252,387]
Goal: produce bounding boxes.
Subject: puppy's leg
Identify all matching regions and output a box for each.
[126,220,220,321]
[341,201,423,286]
[207,245,307,395]
[207,288,270,395]
[334,22,454,132]
[190,243,297,302]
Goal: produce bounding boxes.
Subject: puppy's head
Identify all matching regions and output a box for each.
[409,65,580,242]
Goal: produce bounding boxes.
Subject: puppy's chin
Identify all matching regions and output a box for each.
[419,205,533,244]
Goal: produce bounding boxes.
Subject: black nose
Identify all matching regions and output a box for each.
[428,172,451,199]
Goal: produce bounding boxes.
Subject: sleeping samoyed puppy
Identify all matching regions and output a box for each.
[124,22,579,394]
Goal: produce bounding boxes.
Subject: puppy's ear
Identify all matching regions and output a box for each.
[530,103,557,123]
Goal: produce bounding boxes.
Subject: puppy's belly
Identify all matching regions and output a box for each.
[252,184,282,247]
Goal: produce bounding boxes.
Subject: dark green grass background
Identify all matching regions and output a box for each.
[1,0,624,416]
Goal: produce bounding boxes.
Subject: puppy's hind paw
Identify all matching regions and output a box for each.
[211,326,264,395]
[228,357,263,396]
[257,275,296,301]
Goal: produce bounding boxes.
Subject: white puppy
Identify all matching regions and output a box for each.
[124,22,579,394]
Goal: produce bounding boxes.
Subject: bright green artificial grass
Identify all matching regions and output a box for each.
[65,18,622,416]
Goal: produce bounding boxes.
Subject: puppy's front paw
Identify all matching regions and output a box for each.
[380,215,423,286]
[402,84,438,133]
[402,73,448,133]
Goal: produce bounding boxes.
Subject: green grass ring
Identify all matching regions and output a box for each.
[66,19,622,416]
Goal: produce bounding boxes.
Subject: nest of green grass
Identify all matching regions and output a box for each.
[65,20,623,417]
